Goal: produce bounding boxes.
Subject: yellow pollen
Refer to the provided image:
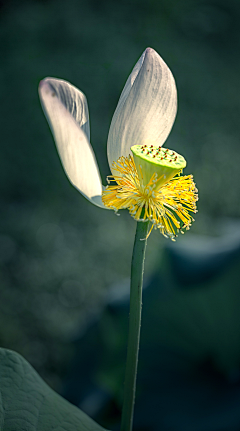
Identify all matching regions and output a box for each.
[102,155,198,240]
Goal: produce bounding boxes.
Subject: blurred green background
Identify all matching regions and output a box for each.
[1,0,240,428]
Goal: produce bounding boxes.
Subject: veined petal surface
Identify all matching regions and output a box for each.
[41,78,91,140]
[107,48,177,171]
[39,78,106,208]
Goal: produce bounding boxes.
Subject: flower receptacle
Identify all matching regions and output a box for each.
[131,144,186,189]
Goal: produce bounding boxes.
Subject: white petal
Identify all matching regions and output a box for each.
[107,48,177,170]
[39,78,106,209]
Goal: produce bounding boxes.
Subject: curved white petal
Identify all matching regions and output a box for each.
[107,48,177,171]
[39,78,106,209]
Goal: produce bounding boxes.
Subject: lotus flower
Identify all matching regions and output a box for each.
[39,48,197,239]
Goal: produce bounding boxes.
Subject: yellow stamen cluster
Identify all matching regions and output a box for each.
[102,154,198,240]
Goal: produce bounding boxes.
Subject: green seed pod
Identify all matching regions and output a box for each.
[131,144,186,190]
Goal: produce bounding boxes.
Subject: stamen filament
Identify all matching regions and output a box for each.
[102,154,198,240]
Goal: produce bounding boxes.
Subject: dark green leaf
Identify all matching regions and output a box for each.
[0,348,108,431]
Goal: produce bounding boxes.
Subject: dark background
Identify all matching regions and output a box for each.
[1,0,240,429]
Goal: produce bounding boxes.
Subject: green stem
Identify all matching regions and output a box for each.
[121,220,150,431]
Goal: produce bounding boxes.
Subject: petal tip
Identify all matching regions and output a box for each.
[142,47,166,69]
[38,79,45,92]
[38,78,49,94]
[145,47,154,53]
[38,78,50,89]
[38,79,57,99]
[144,47,163,62]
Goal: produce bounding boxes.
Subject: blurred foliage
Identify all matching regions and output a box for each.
[64,228,240,430]
[0,0,240,412]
